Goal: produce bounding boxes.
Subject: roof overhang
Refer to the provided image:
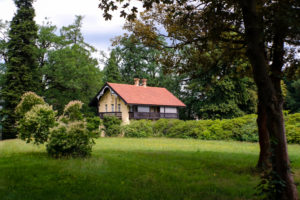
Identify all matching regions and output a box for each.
[89,83,128,107]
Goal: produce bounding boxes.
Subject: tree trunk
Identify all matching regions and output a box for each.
[240,0,298,199]
[256,102,271,170]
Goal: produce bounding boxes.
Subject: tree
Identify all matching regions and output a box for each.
[2,0,40,139]
[112,34,164,85]
[103,50,122,83]
[172,44,256,120]
[99,0,300,199]
[42,16,103,114]
[186,76,256,120]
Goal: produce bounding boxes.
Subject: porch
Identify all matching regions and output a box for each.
[99,112,122,119]
[129,112,178,120]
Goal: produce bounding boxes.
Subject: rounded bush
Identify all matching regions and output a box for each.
[47,122,95,158]
[18,104,57,145]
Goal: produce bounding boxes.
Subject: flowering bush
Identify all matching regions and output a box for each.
[47,121,95,158]
[63,100,84,122]
[15,92,45,117]
[18,104,57,145]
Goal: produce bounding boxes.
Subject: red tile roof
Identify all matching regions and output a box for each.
[107,82,186,107]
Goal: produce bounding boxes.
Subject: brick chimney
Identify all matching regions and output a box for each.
[134,78,140,86]
[142,79,147,87]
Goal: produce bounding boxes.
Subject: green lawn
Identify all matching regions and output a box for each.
[1,138,300,200]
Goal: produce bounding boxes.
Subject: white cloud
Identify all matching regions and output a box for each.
[0,0,128,55]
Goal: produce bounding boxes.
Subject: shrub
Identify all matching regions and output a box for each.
[152,119,181,136]
[63,100,84,122]
[18,104,57,145]
[285,113,300,144]
[205,120,231,140]
[167,120,191,138]
[236,115,258,142]
[86,116,101,136]
[103,116,122,136]
[47,121,95,158]
[195,120,215,139]
[15,92,45,117]
[124,120,153,138]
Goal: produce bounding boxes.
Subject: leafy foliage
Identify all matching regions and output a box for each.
[286,79,300,113]
[15,94,98,158]
[47,121,95,158]
[285,113,300,144]
[86,116,101,136]
[39,16,103,115]
[102,116,122,136]
[152,118,181,137]
[103,50,122,83]
[62,100,84,122]
[122,113,299,144]
[42,44,102,114]
[124,114,260,142]
[15,92,45,118]
[123,120,153,138]
[2,0,40,139]
[18,104,56,145]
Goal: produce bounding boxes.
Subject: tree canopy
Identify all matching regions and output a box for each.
[40,16,103,114]
[2,0,39,139]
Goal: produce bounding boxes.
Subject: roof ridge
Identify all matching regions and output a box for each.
[107,82,166,89]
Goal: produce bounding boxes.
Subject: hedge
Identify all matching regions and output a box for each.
[123,113,300,144]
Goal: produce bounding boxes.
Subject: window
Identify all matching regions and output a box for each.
[118,104,121,112]
[138,106,150,112]
[111,104,114,112]
[165,107,177,113]
[105,104,107,112]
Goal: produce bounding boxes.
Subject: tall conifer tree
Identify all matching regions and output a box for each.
[103,50,122,83]
[2,0,39,139]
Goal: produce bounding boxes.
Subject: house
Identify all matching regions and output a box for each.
[89,78,185,124]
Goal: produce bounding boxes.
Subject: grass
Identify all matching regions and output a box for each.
[1,138,300,200]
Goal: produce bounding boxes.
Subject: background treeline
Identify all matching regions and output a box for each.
[102,113,300,144]
[0,10,299,139]
[0,13,103,138]
[101,33,299,119]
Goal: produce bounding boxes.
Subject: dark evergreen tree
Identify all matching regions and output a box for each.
[2,0,39,139]
[103,50,122,83]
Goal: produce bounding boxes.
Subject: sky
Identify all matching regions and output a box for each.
[0,0,128,62]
